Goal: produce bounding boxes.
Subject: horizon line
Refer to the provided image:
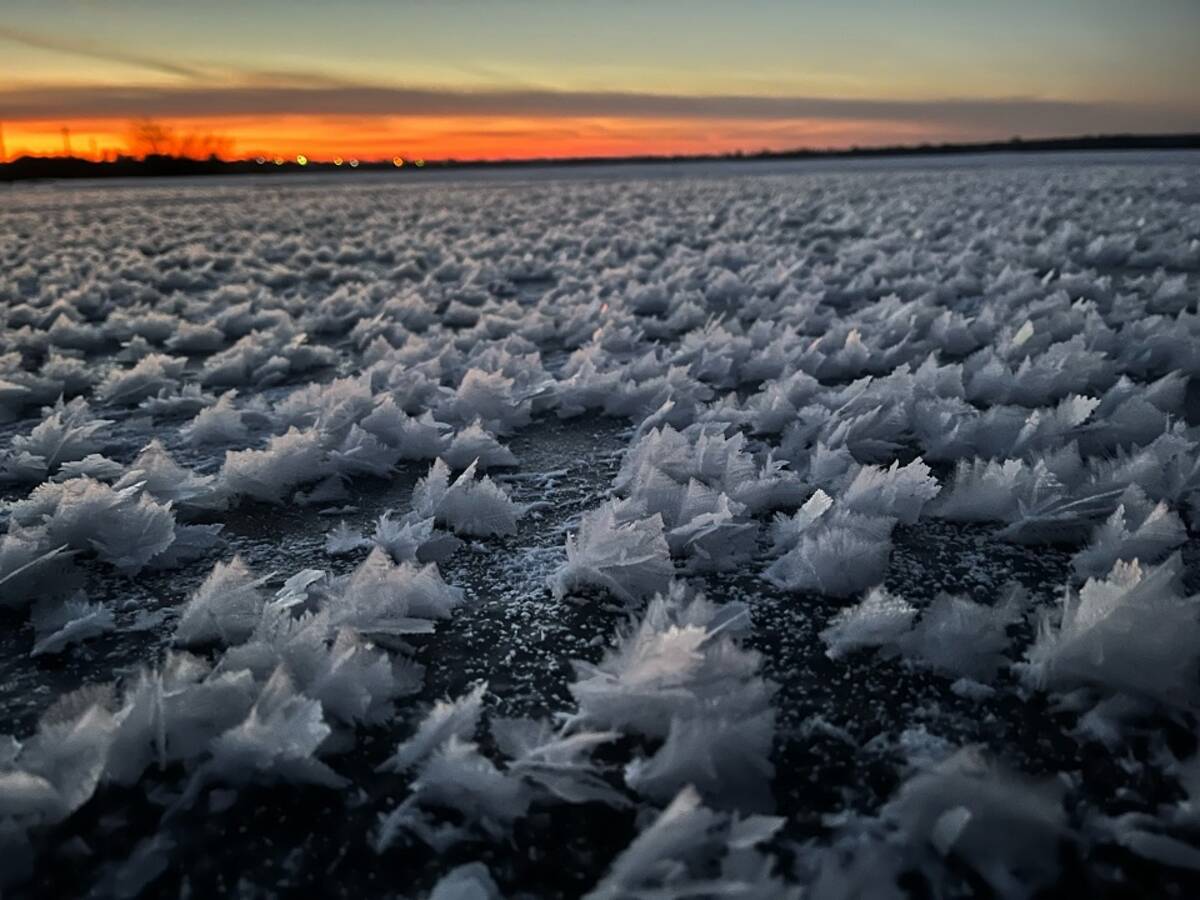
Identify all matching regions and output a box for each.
[3,131,1199,174]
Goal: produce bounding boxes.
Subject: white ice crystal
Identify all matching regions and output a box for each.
[284,626,404,727]
[895,587,1027,681]
[166,321,226,353]
[106,654,259,785]
[409,736,530,837]
[769,489,835,550]
[841,458,941,524]
[491,717,627,808]
[1070,487,1186,578]
[326,424,403,478]
[3,398,113,482]
[764,497,894,598]
[193,667,347,796]
[214,603,412,723]
[10,477,177,573]
[821,586,918,659]
[550,500,673,603]
[442,420,518,470]
[181,391,251,446]
[616,426,796,515]
[29,595,115,657]
[1023,554,1200,706]
[52,454,125,483]
[933,458,1029,522]
[325,521,371,556]
[378,682,487,773]
[569,585,770,740]
[665,488,758,572]
[625,707,775,811]
[274,374,375,436]
[113,439,227,514]
[201,326,334,388]
[586,786,792,900]
[174,556,269,647]
[96,353,186,405]
[370,512,460,563]
[220,427,327,503]
[412,459,522,537]
[370,512,429,561]
[360,402,450,460]
[440,367,533,435]
[1,688,117,829]
[328,547,463,636]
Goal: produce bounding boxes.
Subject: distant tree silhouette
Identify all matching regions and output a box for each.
[129,119,173,156]
[126,119,234,160]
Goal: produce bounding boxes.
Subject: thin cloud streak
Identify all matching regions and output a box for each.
[0,26,208,81]
[0,82,1192,134]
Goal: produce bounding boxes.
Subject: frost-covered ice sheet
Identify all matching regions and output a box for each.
[2,153,1200,898]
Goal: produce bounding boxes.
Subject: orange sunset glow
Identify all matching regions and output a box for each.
[1,115,942,164]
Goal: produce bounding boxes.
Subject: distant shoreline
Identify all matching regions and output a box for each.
[2,133,1198,183]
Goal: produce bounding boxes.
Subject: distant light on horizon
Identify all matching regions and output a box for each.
[392,156,404,167]
[296,154,308,166]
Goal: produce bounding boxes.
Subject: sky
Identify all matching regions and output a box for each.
[1,0,1198,162]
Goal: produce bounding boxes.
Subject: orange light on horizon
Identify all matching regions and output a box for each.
[0,114,949,165]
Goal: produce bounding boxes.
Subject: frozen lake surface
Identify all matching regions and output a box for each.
[2,152,1200,898]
